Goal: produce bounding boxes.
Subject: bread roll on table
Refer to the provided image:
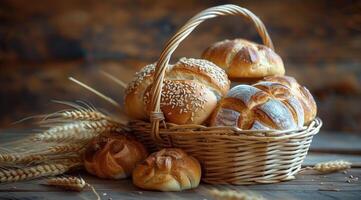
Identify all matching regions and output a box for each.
[132,148,201,191]
[83,133,148,179]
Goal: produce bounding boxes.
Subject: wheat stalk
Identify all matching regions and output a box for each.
[209,189,266,200]
[313,160,351,173]
[0,159,81,183]
[44,176,86,191]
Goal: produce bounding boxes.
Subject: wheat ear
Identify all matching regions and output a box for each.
[44,176,100,199]
[0,160,80,183]
[313,160,351,173]
[209,189,266,200]
[58,110,112,121]
[44,176,86,191]
[0,153,47,165]
[33,120,123,142]
[47,143,86,154]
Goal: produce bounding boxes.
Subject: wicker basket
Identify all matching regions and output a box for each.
[128,4,322,185]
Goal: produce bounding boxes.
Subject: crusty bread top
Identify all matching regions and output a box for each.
[132,148,201,191]
[124,58,230,124]
[262,76,317,124]
[202,39,285,79]
[211,84,304,130]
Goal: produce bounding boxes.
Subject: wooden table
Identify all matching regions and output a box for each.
[0,131,360,200]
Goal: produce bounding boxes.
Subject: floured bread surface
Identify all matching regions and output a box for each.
[210,83,305,130]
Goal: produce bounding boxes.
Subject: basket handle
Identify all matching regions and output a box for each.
[149,4,274,143]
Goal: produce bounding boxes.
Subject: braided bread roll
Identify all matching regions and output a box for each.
[132,148,201,191]
[125,57,230,125]
[262,76,317,124]
[210,82,305,130]
[83,133,148,179]
[202,39,285,81]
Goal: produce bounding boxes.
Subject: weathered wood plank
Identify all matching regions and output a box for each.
[1,130,360,199]
[310,132,361,153]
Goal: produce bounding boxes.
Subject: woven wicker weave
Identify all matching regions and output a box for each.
[128,4,322,185]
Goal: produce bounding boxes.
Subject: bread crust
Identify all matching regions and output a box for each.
[210,83,305,130]
[125,58,230,125]
[263,76,317,124]
[132,148,201,191]
[202,39,285,80]
[83,133,148,179]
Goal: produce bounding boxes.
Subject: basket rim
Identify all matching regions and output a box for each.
[129,117,322,141]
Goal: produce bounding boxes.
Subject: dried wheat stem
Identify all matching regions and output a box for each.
[0,160,80,183]
[313,160,351,173]
[44,176,86,191]
[100,70,127,89]
[69,77,121,110]
[87,183,101,200]
[0,153,47,164]
[209,189,266,200]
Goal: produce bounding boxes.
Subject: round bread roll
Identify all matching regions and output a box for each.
[83,133,148,179]
[262,76,317,124]
[210,83,305,130]
[125,57,230,125]
[132,148,201,191]
[202,39,285,81]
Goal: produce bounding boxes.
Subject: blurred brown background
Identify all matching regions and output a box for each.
[0,0,360,132]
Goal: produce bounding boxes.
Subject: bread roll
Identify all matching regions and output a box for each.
[83,133,147,179]
[202,39,285,81]
[132,148,201,191]
[262,76,317,124]
[210,83,304,130]
[125,57,230,125]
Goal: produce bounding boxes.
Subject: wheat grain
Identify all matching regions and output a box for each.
[313,160,351,173]
[44,176,86,191]
[209,189,266,200]
[0,153,47,164]
[0,160,80,183]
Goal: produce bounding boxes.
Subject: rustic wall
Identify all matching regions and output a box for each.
[0,0,360,132]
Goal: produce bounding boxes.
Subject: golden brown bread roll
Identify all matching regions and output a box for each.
[83,133,148,179]
[202,39,285,81]
[132,148,201,191]
[210,83,305,130]
[262,76,317,124]
[125,57,230,125]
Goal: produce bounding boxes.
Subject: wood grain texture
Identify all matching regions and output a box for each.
[0,0,360,132]
[1,129,361,199]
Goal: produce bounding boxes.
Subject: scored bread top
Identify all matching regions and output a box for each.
[202,39,285,80]
[211,84,303,130]
[263,76,317,124]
